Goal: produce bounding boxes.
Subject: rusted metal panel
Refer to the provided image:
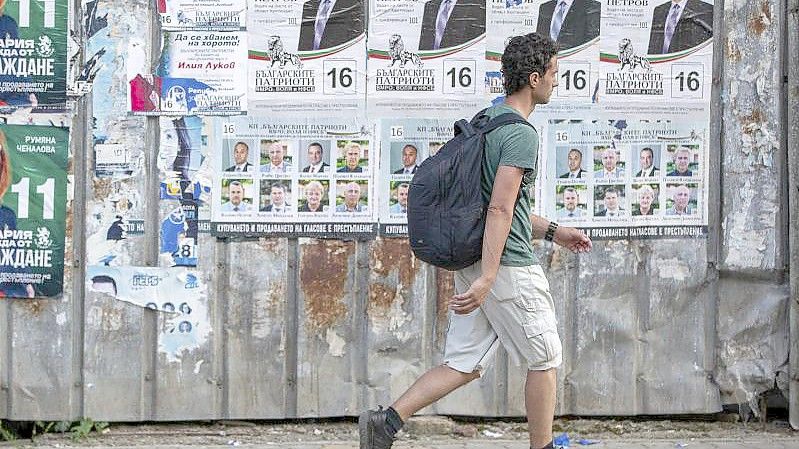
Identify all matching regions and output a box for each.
[223,239,289,419]
[366,239,447,412]
[295,239,359,417]
[566,241,639,414]
[82,0,152,421]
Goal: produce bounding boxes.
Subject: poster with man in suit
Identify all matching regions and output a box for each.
[599,0,714,103]
[248,0,367,115]
[368,0,486,115]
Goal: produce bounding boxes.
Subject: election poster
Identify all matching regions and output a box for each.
[129,31,247,115]
[0,0,68,111]
[540,109,709,240]
[159,116,213,267]
[247,0,367,115]
[158,0,247,31]
[376,118,453,237]
[210,117,377,238]
[0,125,68,298]
[367,0,486,117]
[599,0,713,103]
[486,0,600,104]
[87,265,210,362]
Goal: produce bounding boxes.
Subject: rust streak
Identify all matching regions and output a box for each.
[23,299,46,316]
[747,1,772,35]
[739,108,764,134]
[300,240,353,331]
[370,238,419,287]
[368,282,396,318]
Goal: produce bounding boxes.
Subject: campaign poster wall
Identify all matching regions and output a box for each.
[210,117,376,238]
[0,0,68,110]
[486,0,600,104]
[541,111,709,240]
[247,0,367,115]
[0,125,68,298]
[158,0,247,30]
[599,0,713,103]
[376,118,454,237]
[367,0,486,117]
[129,31,247,115]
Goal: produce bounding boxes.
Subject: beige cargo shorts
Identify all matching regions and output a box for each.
[443,261,562,373]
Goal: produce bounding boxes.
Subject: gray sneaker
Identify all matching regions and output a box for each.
[358,406,396,449]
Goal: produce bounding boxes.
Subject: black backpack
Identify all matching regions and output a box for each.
[407,109,534,271]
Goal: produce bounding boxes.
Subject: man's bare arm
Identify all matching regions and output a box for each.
[449,165,523,315]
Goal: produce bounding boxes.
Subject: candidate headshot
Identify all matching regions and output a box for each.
[559,148,587,178]
[595,187,626,217]
[224,141,253,172]
[537,0,601,50]
[635,146,660,177]
[419,0,485,50]
[178,321,193,333]
[648,0,714,55]
[335,181,367,213]
[393,144,419,175]
[665,184,696,215]
[389,182,410,214]
[557,186,585,219]
[667,146,696,177]
[261,182,291,213]
[221,180,253,212]
[337,141,366,173]
[298,0,365,51]
[299,180,328,213]
[632,184,658,216]
[260,140,292,173]
[594,147,624,178]
[302,142,330,174]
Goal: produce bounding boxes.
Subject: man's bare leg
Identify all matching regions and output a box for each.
[391,365,480,421]
[526,368,557,449]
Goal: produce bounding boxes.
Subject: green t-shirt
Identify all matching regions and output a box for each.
[481,104,539,266]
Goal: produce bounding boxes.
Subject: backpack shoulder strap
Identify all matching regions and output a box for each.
[480,113,534,134]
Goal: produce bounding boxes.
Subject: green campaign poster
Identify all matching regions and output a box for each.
[0,0,68,110]
[0,124,68,298]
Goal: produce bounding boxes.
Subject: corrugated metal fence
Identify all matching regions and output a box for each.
[0,0,794,423]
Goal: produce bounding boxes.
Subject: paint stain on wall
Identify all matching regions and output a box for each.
[300,240,353,331]
[370,238,418,287]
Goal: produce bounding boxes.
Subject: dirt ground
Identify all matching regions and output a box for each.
[11,414,796,447]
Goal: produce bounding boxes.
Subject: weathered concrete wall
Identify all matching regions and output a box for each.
[0,0,793,422]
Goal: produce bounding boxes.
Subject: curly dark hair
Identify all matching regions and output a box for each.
[501,33,559,96]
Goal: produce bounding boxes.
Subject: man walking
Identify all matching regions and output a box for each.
[359,33,592,449]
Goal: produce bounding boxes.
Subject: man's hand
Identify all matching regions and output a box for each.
[450,275,494,315]
[553,225,592,253]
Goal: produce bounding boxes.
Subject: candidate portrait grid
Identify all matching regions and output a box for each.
[553,142,703,221]
[384,140,443,217]
[218,138,372,218]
